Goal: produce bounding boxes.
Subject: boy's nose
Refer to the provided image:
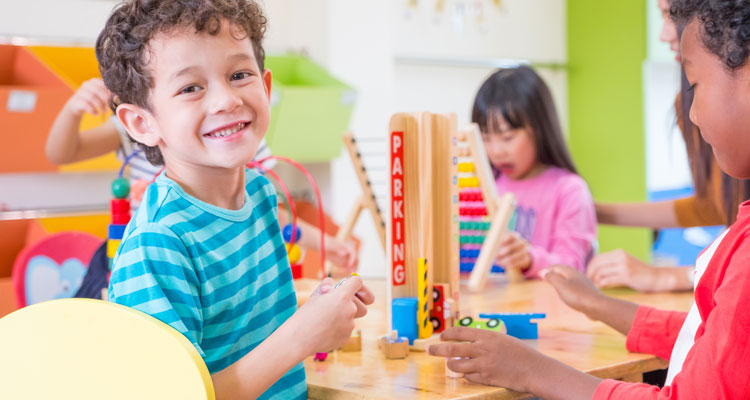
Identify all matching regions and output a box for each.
[208,83,242,114]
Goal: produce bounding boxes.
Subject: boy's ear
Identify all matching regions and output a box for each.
[116,104,160,147]
[262,69,272,102]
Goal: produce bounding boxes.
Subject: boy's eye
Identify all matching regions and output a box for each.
[231,72,252,81]
[179,85,201,95]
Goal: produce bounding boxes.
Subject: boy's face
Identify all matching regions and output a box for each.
[122,22,271,173]
[682,20,750,179]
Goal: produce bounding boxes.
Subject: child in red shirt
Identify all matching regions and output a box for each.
[429,1,750,398]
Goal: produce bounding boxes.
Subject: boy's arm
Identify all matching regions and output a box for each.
[46,78,121,164]
[212,276,374,400]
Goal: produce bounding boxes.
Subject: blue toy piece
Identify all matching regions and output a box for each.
[282,224,302,243]
[478,313,546,339]
[392,297,418,344]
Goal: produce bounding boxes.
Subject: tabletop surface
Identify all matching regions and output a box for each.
[296,275,694,400]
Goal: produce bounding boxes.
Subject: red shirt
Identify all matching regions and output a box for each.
[594,200,750,399]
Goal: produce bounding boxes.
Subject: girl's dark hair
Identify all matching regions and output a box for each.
[96,0,267,166]
[471,66,578,176]
[671,0,750,223]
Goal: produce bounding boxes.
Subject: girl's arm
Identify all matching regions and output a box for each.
[45,78,121,165]
[595,200,680,228]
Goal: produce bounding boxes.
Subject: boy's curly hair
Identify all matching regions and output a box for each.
[671,0,750,70]
[95,0,267,166]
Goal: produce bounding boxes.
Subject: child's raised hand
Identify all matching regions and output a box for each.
[427,327,539,392]
[64,78,111,117]
[496,232,531,272]
[541,265,602,318]
[325,236,359,276]
[294,275,374,354]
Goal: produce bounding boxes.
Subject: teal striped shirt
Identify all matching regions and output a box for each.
[109,168,306,400]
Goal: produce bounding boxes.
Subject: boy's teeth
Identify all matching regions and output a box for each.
[210,122,245,137]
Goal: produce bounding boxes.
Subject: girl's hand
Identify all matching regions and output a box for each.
[587,249,662,292]
[496,232,532,272]
[64,78,111,117]
[294,275,374,354]
[325,236,359,276]
[428,327,539,392]
[541,265,603,319]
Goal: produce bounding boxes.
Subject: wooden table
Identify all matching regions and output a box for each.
[297,275,694,399]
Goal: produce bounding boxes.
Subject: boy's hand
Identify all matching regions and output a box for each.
[64,78,111,117]
[496,232,531,271]
[428,327,539,392]
[295,275,374,354]
[326,236,359,276]
[541,265,603,319]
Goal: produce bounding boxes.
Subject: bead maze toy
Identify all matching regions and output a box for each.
[455,124,519,291]
[387,112,460,348]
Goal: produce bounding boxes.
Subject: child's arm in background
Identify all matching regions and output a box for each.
[595,201,680,228]
[278,209,359,274]
[520,178,597,278]
[587,249,694,292]
[212,276,374,400]
[45,78,121,164]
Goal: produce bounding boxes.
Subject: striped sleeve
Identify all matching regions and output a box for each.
[108,222,205,357]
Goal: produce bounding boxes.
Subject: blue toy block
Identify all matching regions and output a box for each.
[108,224,127,240]
[479,313,546,339]
[392,297,418,344]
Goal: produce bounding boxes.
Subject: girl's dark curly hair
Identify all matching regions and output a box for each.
[95,0,267,166]
[671,0,750,70]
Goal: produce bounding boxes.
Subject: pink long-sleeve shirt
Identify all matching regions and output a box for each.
[496,166,597,278]
[593,200,750,399]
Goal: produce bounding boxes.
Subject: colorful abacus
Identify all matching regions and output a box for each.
[456,134,503,274]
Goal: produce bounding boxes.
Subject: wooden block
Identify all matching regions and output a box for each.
[379,337,409,359]
[339,329,362,352]
[410,334,442,352]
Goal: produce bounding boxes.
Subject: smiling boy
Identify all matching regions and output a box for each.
[99,1,373,399]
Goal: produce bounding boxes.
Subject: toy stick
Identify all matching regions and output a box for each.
[467,193,518,292]
[465,124,499,218]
